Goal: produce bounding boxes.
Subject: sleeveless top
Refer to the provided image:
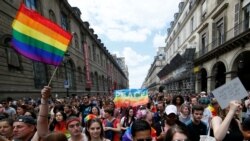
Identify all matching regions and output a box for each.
[210,118,243,141]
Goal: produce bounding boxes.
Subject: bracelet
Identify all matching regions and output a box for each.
[39,115,47,118]
[40,103,48,105]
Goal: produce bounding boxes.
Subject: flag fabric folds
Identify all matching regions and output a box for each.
[11,4,72,66]
[113,89,149,108]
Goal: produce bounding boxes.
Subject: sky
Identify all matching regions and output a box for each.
[68,0,181,89]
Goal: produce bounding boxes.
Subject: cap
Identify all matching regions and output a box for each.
[198,97,210,105]
[16,115,36,125]
[165,105,177,115]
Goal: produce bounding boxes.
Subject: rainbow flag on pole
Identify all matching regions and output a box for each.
[113,89,149,108]
[11,4,72,66]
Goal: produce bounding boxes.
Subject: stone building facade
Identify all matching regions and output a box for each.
[0,0,128,99]
[159,0,250,94]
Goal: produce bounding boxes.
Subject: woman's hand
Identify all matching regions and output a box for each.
[41,86,51,100]
[229,100,241,113]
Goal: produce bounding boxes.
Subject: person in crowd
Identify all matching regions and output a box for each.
[154,105,186,141]
[164,125,190,141]
[64,104,76,118]
[131,119,153,141]
[90,106,101,118]
[24,111,37,119]
[86,117,110,141]
[245,92,250,118]
[242,116,250,141]
[178,103,191,125]
[211,100,244,141]
[0,104,5,114]
[172,95,184,115]
[102,107,121,141]
[41,132,68,141]
[13,115,37,141]
[50,111,69,137]
[79,94,95,126]
[186,105,207,141]
[16,105,27,117]
[199,97,212,127]
[190,96,198,107]
[153,101,165,124]
[200,91,207,97]
[0,118,14,140]
[1,99,16,119]
[67,116,87,141]
[207,98,220,117]
[120,107,136,137]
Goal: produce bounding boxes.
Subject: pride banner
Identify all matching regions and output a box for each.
[113,89,149,108]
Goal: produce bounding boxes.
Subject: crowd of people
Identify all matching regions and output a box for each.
[0,86,250,141]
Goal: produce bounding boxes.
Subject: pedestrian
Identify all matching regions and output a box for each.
[164,125,190,141]
[131,119,152,141]
[186,105,207,141]
[86,118,110,141]
[210,100,244,141]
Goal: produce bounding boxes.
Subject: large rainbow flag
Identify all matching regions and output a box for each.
[113,89,149,108]
[11,4,72,66]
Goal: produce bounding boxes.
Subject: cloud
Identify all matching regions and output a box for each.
[68,0,181,42]
[112,47,151,88]
[153,32,167,49]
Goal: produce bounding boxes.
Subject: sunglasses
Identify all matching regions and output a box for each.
[136,138,152,141]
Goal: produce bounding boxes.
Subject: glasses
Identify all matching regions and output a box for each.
[68,123,81,128]
[172,139,189,141]
[136,138,152,141]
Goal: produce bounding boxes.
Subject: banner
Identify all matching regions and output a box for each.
[113,89,149,108]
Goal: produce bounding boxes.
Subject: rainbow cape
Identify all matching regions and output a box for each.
[11,4,72,66]
[113,89,149,108]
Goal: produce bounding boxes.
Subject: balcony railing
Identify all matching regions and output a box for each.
[195,19,250,59]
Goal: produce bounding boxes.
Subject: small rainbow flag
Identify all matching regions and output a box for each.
[11,4,72,66]
[113,89,149,108]
[84,114,97,123]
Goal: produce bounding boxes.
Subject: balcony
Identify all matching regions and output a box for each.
[194,19,250,65]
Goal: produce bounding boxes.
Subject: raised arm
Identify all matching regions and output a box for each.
[211,100,240,141]
[37,86,51,137]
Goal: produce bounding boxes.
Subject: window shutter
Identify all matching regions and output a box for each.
[234,3,240,36]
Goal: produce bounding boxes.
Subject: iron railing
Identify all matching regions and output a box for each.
[195,19,250,59]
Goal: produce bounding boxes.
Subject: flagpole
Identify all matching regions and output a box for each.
[48,66,59,86]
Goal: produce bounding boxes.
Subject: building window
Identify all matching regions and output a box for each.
[61,12,69,31]
[33,62,48,89]
[74,33,79,49]
[2,36,22,72]
[201,33,207,54]
[77,67,83,82]
[216,19,224,45]
[201,0,207,20]
[49,10,57,23]
[25,0,37,10]
[190,17,194,32]
[234,3,240,36]
[92,44,96,61]
[244,4,250,30]
[65,60,76,89]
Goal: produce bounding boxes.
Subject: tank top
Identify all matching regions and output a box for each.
[210,119,243,141]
